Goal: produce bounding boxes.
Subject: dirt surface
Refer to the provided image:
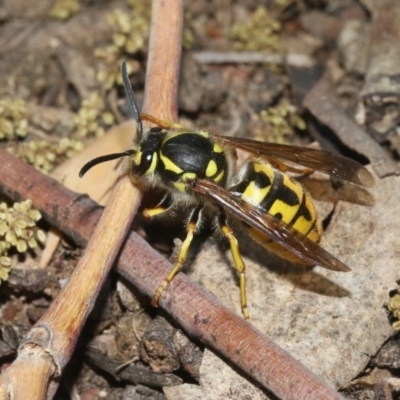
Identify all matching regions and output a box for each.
[0,1,399,399]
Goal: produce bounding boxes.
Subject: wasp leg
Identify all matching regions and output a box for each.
[218,210,249,319]
[140,113,185,130]
[143,193,173,219]
[151,204,203,307]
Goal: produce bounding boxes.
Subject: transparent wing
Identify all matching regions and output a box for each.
[216,136,374,187]
[192,179,351,272]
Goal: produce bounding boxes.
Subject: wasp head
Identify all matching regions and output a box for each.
[130,128,165,178]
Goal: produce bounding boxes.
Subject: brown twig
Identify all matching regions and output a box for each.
[0,1,182,399]
[0,152,344,399]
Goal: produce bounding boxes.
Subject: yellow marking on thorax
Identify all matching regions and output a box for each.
[213,143,224,153]
[173,181,186,192]
[182,172,197,181]
[160,152,183,174]
[197,130,210,138]
[163,130,193,142]
[173,172,197,193]
[214,169,225,183]
[206,160,218,178]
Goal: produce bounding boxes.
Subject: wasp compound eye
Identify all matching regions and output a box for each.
[134,150,156,176]
[132,130,164,177]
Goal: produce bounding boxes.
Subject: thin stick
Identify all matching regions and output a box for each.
[193,51,315,68]
[143,0,182,119]
[0,0,183,398]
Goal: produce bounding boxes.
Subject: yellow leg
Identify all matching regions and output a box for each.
[143,206,167,218]
[140,113,185,130]
[143,193,172,219]
[151,205,202,306]
[218,212,249,319]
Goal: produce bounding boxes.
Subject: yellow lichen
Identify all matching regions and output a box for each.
[388,292,400,330]
[95,1,150,90]
[95,47,140,90]
[0,99,28,140]
[232,6,282,52]
[108,8,149,54]
[259,101,305,144]
[74,93,115,139]
[4,91,116,172]
[50,0,81,20]
[182,13,194,50]
[275,0,298,7]
[0,200,45,284]
[8,138,84,174]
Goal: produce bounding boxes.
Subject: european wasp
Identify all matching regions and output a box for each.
[80,62,374,319]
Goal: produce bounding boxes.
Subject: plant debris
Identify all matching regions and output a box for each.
[50,0,81,20]
[232,6,282,52]
[0,200,45,284]
[0,99,28,140]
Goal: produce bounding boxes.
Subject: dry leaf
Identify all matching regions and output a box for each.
[39,120,136,267]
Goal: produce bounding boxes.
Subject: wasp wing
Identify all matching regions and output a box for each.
[217,136,374,188]
[192,179,351,272]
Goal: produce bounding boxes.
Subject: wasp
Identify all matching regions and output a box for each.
[80,61,374,319]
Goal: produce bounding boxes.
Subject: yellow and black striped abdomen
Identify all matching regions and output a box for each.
[232,160,322,264]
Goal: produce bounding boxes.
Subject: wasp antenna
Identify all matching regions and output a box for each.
[121,61,143,141]
[79,150,135,178]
